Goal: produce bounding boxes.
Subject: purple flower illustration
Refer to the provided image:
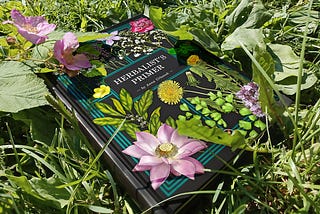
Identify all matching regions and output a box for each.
[3,9,56,44]
[99,31,121,46]
[122,124,207,190]
[236,82,265,117]
[54,32,91,71]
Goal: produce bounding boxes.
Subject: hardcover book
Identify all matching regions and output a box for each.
[47,15,267,213]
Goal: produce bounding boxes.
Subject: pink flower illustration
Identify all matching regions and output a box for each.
[54,32,91,71]
[130,17,154,33]
[122,124,207,190]
[3,9,56,44]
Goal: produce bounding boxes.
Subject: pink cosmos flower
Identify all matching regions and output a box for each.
[3,9,56,44]
[130,17,154,33]
[54,32,91,71]
[122,124,207,190]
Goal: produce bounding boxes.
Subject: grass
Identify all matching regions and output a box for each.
[0,104,127,213]
[0,0,319,213]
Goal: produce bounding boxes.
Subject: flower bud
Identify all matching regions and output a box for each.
[6,36,16,45]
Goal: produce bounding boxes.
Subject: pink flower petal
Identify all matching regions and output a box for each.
[18,29,47,44]
[37,23,56,35]
[122,123,207,189]
[132,141,156,156]
[65,54,91,70]
[183,157,205,174]
[157,124,175,144]
[135,131,160,153]
[8,10,55,44]
[170,129,191,148]
[122,145,149,159]
[62,32,79,51]
[150,163,170,190]
[170,167,181,176]
[10,10,26,25]
[133,164,151,172]
[25,16,46,26]
[176,140,207,158]
[138,156,163,167]
[171,159,196,180]
[53,40,64,61]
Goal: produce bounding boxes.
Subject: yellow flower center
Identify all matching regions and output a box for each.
[155,143,178,158]
[187,55,200,65]
[157,80,183,105]
[22,24,38,33]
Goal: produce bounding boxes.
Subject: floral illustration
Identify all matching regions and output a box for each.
[3,9,56,44]
[122,124,207,190]
[130,17,154,33]
[54,32,91,74]
[99,31,121,46]
[93,85,111,99]
[187,55,200,66]
[236,82,264,117]
[157,80,183,105]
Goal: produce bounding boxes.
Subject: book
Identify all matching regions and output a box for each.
[46,15,267,213]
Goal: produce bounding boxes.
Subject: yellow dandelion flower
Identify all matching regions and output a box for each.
[157,80,183,105]
[93,85,110,99]
[186,55,200,65]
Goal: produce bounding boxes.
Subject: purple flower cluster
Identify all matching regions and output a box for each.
[236,82,265,117]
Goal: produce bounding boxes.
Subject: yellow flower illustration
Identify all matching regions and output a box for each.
[187,55,200,65]
[93,85,110,99]
[157,80,183,105]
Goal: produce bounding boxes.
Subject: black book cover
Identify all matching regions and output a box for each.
[46,15,267,213]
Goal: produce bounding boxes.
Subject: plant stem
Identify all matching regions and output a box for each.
[5,123,24,176]
[293,0,313,153]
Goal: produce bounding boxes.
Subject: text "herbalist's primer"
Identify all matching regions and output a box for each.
[113,55,167,85]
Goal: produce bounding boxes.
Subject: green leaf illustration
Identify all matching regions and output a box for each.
[180,103,190,111]
[165,116,176,128]
[149,107,162,135]
[177,118,246,151]
[210,112,222,121]
[205,120,216,127]
[111,98,126,115]
[190,65,240,92]
[95,102,124,117]
[122,122,140,139]
[222,103,234,113]
[249,114,257,121]
[239,108,252,116]
[254,120,266,131]
[134,90,153,119]
[83,60,107,77]
[93,117,124,126]
[225,94,234,103]
[119,88,133,112]
[239,120,252,130]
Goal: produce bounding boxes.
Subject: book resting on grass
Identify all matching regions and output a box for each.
[47,15,267,213]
